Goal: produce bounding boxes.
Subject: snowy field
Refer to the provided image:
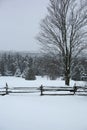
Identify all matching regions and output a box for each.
[0,76,86,88]
[0,76,87,130]
[0,95,87,130]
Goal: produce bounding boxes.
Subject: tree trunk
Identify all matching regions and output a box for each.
[65,76,70,86]
[65,68,70,86]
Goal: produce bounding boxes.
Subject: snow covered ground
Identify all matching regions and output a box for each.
[0,76,87,130]
[0,76,86,88]
[0,95,87,130]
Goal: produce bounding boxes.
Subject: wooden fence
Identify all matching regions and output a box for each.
[0,83,87,96]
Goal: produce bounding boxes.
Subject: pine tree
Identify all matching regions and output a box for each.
[15,68,21,77]
[25,67,36,80]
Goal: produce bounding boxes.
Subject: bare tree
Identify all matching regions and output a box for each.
[37,0,87,86]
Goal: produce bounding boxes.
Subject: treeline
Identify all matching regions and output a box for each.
[0,52,87,81]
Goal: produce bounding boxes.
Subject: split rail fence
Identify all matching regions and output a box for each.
[0,84,87,96]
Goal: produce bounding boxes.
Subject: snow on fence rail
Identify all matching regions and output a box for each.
[0,84,87,96]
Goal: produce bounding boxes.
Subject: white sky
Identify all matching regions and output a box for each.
[0,0,49,52]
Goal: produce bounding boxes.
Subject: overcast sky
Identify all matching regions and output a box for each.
[0,0,49,52]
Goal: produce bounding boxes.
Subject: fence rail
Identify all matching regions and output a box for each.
[0,84,87,96]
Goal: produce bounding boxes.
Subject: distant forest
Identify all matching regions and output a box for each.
[0,51,87,81]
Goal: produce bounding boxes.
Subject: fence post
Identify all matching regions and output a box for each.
[73,83,77,95]
[5,83,9,95]
[40,85,43,96]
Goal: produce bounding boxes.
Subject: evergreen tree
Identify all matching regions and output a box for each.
[25,67,36,80]
[15,68,21,77]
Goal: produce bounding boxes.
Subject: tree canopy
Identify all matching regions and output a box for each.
[37,0,87,85]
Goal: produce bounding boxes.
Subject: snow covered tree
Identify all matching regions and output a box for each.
[41,54,61,79]
[0,60,5,76]
[14,68,21,77]
[37,0,87,85]
[22,67,29,78]
[24,57,36,80]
